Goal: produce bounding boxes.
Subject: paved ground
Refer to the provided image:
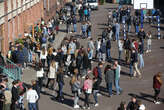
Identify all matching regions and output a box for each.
[22,3,164,110]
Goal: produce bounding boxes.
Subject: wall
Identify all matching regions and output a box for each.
[0,0,44,55]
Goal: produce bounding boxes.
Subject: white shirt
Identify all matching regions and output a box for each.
[40,51,47,59]
[26,89,38,103]
[36,68,44,77]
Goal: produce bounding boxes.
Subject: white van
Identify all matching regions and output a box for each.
[85,0,99,10]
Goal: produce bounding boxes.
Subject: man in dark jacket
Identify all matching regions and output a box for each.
[138,28,146,43]
[105,65,114,97]
[127,96,139,110]
[106,39,111,62]
[96,62,103,94]
[124,37,131,64]
[11,80,19,110]
[100,39,106,62]
[31,80,40,110]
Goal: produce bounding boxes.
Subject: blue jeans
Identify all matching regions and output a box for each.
[115,32,119,41]
[139,54,144,69]
[118,50,122,61]
[107,82,112,96]
[128,25,131,33]
[28,103,37,110]
[136,26,139,33]
[106,48,111,60]
[93,90,98,103]
[59,82,63,99]
[130,62,133,76]
[73,24,77,32]
[115,79,122,94]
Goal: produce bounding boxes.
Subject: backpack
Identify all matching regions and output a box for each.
[93,67,98,78]
[42,37,47,43]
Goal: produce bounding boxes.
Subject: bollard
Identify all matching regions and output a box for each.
[123,19,126,40]
[157,15,160,39]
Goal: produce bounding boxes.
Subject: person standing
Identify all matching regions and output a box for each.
[26,85,39,110]
[115,21,120,41]
[118,39,124,62]
[31,80,40,110]
[0,85,5,110]
[92,77,99,107]
[100,39,106,63]
[105,65,114,97]
[46,61,57,90]
[11,80,19,110]
[153,72,162,104]
[146,31,152,53]
[68,39,76,61]
[123,37,131,64]
[138,41,144,69]
[56,67,65,102]
[83,75,92,109]
[130,48,141,78]
[40,48,47,69]
[95,38,101,60]
[127,16,132,33]
[113,61,122,95]
[36,65,44,92]
[106,38,111,62]
[70,74,81,108]
[82,50,89,78]
[72,16,77,33]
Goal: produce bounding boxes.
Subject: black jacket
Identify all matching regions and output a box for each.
[106,40,111,49]
[131,51,138,64]
[57,73,64,85]
[11,86,19,102]
[138,31,146,41]
[124,39,131,50]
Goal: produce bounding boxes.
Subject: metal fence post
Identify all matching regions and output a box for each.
[123,19,126,40]
[157,15,160,39]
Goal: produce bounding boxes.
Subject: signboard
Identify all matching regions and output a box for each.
[133,0,154,9]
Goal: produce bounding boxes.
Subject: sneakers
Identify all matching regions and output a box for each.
[74,105,80,109]
[95,103,99,107]
[154,101,161,104]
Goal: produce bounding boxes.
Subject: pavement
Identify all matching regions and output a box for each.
[22,3,164,110]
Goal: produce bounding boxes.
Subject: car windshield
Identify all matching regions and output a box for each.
[87,0,97,3]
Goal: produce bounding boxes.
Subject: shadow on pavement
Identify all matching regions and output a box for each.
[128,92,154,103]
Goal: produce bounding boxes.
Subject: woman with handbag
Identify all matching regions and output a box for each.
[83,75,93,109]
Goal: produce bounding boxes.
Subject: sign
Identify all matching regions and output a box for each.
[133,0,154,9]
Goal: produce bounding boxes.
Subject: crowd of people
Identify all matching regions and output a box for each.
[0,2,163,110]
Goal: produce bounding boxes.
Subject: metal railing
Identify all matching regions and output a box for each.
[0,56,22,80]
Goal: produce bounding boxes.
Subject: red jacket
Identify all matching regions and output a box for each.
[153,76,162,89]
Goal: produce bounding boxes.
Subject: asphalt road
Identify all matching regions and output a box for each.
[23,3,164,110]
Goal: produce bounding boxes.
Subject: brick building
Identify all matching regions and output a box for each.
[0,0,63,56]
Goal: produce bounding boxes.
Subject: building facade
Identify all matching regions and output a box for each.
[0,0,62,56]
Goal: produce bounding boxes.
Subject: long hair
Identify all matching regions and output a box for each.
[42,48,46,55]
